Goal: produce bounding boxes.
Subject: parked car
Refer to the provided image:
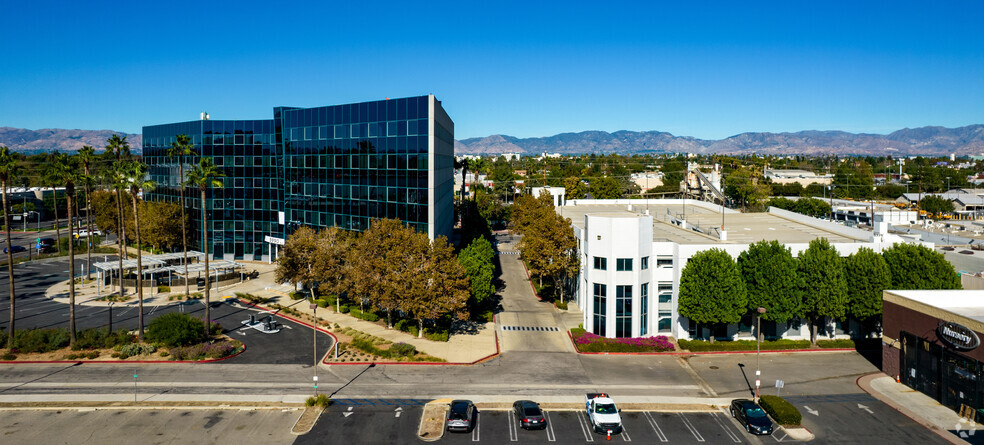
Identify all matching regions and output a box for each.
[75,229,103,238]
[3,245,26,254]
[730,399,774,435]
[513,400,546,430]
[445,400,476,433]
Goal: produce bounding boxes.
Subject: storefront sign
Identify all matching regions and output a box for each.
[938,321,980,350]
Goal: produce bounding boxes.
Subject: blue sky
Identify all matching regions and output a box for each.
[1,0,981,140]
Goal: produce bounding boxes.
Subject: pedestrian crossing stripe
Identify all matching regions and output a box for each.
[501,325,560,332]
[495,251,519,255]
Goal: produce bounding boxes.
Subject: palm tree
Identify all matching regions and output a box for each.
[108,161,129,296]
[78,146,96,280]
[0,146,17,346]
[42,153,63,254]
[167,135,196,299]
[50,154,81,346]
[106,135,130,294]
[124,162,155,339]
[184,157,224,335]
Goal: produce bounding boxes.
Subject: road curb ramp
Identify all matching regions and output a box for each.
[290,406,325,435]
[418,398,450,442]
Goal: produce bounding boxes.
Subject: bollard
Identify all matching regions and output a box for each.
[250,315,255,325]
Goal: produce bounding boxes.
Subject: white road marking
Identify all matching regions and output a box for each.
[803,405,819,416]
[772,427,789,442]
[471,415,480,441]
[395,407,402,418]
[642,411,668,442]
[545,411,556,442]
[678,413,705,442]
[711,412,741,443]
[576,412,595,442]
[620,423,632,442]
[857,403,874,414]
[508,411,518,441]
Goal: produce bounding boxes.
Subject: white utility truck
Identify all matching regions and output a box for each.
[585,393,623,435]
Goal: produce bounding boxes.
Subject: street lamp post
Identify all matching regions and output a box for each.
[108,302,114,332]
[310,303,318,396]
[756,307,766,402]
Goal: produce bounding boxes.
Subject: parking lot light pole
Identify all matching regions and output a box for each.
[311,303,318,396]
[756,307,766,402]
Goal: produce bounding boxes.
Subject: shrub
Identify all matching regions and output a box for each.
[1,352,16,361]
[235,292,270,304]
[306,394,332,408]
[13,328,70,353]
[349,308,380,322]
[338,305,350,314]
[157,285,171,293]
[289,291,304,300]
[817,339,855,348]
[678,339,810,352]
[390,342,417,357]
[759,395,801,426]
[316,299,328,308]
[85,351,99,359]
[555,300,568,310]
[572,330,675,353]
[117,343,156,359]
[145,313,208,347]
[425,331,449,342]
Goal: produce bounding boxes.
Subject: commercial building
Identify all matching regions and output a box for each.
[557,196,926,340]
[142,95,454,262]
[882,290,984,416]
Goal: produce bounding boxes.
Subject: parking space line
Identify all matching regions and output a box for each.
[711,412,741,443]
[508,411,518,441]
[678,413,705,442]
[772,428,789,442]
[472,416,480,442]
[545,411,556,442]
[642,412,668,442]
[576,413,595,442]
[621,424,632,442]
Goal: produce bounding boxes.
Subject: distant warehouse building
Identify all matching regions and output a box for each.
[142,95,455,262]
[555,195,928,341]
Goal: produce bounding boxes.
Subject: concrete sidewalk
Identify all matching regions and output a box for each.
[859,372,975,444]
[44,259,500,364]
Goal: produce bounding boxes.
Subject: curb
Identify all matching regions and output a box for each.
[0,402,304,410]
[290,405,325,435]
[418,399,450,442]
[565,329,858,356]
[856,372,966,445]
[238,300,501,366]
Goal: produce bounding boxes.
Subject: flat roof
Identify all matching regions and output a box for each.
[887,290,984,323]
[560,201,868,245]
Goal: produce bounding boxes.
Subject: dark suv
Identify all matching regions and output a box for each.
[38,238,56,253]
[445,400,476,433]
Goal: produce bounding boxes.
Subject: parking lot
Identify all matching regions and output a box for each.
[437,410,782,444]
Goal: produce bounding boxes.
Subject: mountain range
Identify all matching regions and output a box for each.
[2,125,983,157]
[455,125,984,157]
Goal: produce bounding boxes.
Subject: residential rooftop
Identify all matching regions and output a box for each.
[561,200,871,245]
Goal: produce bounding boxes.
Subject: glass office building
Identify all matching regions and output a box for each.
[142,95,454,262]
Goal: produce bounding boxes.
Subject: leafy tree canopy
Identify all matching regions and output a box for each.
[679,248,748,325]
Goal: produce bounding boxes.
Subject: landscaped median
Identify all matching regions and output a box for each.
[0,313,243,362]
[570,328,676,353]
[758,395,815,440]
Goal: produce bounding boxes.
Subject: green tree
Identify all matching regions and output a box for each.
[49,154,82,346]
[564,176,587,200]
[798,238,848,346]
[457,237,495,308]
[881,243,961,290]
[349,218,415,327]
[41,153,64,254]
[919,195,954,216]
[140,201,185,252]
[167,134,197,299]
[737,240,802,339]
[276,226,320,294]
[833,160,874,199]
[313,226,354,311]
[78,145,96,279]
[404,236,470,337]
[725,167,771,211]
[124,162,155,339]
[184,157,225,335]
[0,146,17,346]
[589,176,621,199]
[843,247,891,324]
[793,198,832,218]
[678,248,748,342]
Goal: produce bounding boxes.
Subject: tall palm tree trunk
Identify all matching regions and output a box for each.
[202,188,210,336]
[116,189,125,295]
[84,183,92,280]
[179,163,189,299]
[3,180,15,346]
[132,192,144,339]
[52,187,61,254]
[67,191,76,346]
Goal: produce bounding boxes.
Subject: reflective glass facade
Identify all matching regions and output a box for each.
[143,95,454,261]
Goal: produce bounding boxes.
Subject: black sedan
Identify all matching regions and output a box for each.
[3,245,26,254]
[730,399,774,435]
[513,400,547,430]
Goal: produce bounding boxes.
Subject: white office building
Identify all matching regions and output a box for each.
[558,197,928,341]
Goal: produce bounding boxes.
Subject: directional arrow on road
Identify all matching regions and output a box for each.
[343,406,354,417]
[803,405,819,416]
[858,403,874,414]
[395,407,403,418]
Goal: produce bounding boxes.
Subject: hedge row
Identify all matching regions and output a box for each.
[678,338,857,352]
[759,395,801,426]
[349,308,380,322]
[0,327,135,353]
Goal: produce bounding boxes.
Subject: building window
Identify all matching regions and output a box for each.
[616,258,633,271]
[593,257,607,270]
[656,257,673,267]
[641,256,649,270]
[592,283,607,335]
[640,283,649,336]
[658,311,672,333]
[616,285,632,338]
